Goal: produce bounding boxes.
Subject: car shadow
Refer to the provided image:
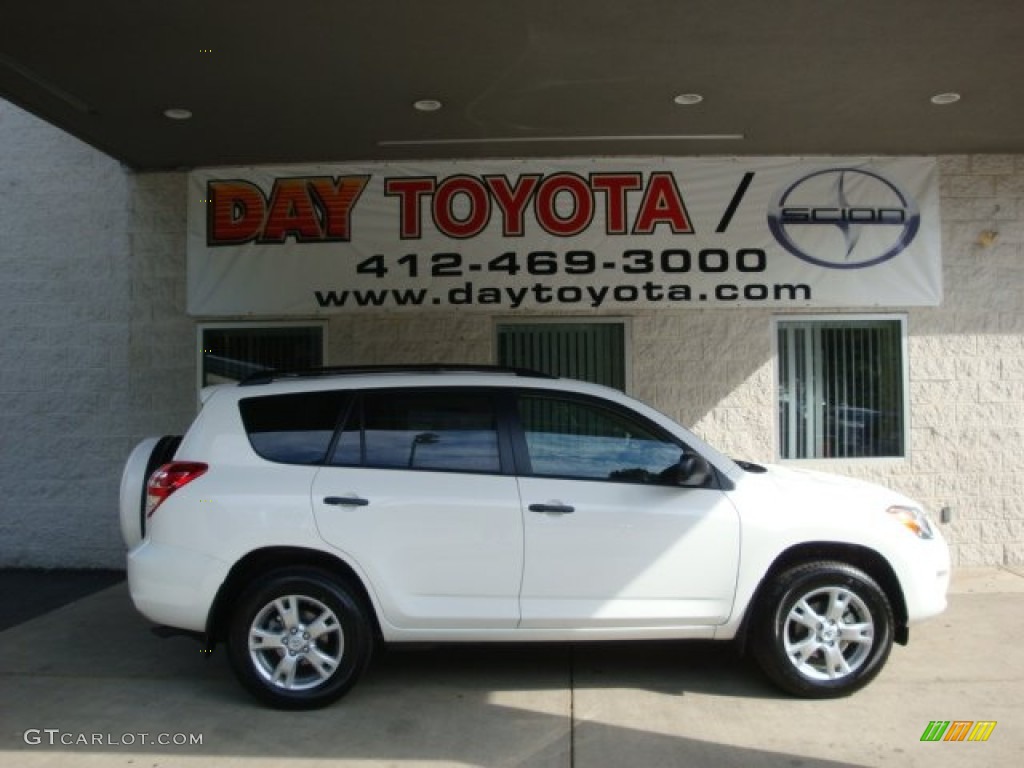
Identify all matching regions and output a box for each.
[371,638,778,700]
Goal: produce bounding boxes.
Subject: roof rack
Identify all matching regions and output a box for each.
[239,364,557,386]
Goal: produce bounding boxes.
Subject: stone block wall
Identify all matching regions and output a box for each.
[0,102,194,567]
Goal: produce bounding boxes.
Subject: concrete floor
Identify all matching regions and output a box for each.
[0,567,1021,767]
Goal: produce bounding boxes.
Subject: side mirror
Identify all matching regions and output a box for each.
[677,452,712,488]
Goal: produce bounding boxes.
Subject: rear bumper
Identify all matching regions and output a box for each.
[126,541,229,633]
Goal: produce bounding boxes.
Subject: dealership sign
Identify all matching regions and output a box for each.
[186,157,941,315]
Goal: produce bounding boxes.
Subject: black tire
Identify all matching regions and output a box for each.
[750,561,894,698]
[227,568,373,709]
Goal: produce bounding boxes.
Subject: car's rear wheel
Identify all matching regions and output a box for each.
[227,568,372,709]
[751,561,894,698]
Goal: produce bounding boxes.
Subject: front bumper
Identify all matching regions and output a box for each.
[901,533,952,625]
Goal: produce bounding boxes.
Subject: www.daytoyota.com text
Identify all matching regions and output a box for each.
[314,248,812,310]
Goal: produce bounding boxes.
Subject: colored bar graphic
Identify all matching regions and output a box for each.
[920,720,997,742]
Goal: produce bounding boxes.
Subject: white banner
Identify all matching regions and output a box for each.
[187,157,941,315]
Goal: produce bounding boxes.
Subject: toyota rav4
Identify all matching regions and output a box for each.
[120,365,950,709]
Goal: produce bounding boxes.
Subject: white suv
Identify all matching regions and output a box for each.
[120,366,950,709]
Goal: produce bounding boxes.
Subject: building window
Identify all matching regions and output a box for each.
[495,320,628,391]
[199,323,325,387]
[776,317,907,460]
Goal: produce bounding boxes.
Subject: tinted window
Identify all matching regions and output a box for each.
[518,395,681,483]
[332,391,501,473]
[239,391,349,464]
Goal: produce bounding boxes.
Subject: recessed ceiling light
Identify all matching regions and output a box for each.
[930,92,961,105]
[673,93,704,106]
[163,108,193,120]
[413,99,443,112]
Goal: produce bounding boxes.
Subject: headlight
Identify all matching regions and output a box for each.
[887,505,935,540]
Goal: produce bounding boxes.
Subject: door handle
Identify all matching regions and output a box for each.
[323,496,369,507]
[528,503,575,514]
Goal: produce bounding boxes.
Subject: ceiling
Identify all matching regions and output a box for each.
[2,0,1022,171]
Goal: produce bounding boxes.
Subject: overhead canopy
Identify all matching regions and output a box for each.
[1,1,1022,170]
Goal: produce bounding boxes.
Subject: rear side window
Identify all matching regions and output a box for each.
[332,390,501,473]
[239,391,349,464]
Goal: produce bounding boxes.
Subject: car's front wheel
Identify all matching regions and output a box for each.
[751,561,894,698]
[227,568,373,709]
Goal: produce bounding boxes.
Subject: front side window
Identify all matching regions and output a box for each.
[240,391,349,465]
[334,391,502,474]
[777,317,906,459]
[518,395,681,483]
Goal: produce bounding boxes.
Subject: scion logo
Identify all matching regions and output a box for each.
[767,167,920,269]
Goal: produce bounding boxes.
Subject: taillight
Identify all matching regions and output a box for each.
[146,462,208,517]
